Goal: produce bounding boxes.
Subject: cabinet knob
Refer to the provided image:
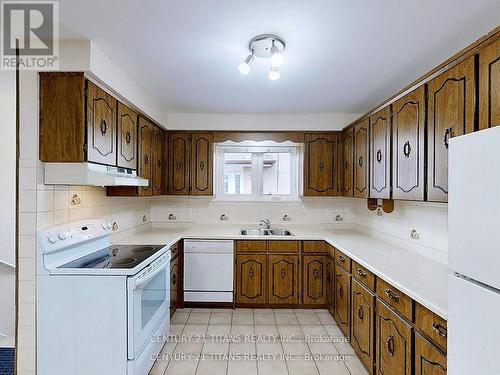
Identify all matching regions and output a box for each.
[385,288,400,302]
[175,160,182,170]
[125,131,131,144]
[386,336,395,356]
[443,127,453,149]
[376,149,382,163]
[100,119,108,136]
[357,306,363,320]
[144,154,149,164]
[343,160,349,169]
[358,156,363,167]
[281,269,286,279]
[319,160,324,171]
[357,268,367,278]
[313,269,321,280]
[338,285,343,298]
[200,161,205,170]
[432,322,447,338]
[403,140,411,158]
[172,272,177,286]
[249,268,254,279]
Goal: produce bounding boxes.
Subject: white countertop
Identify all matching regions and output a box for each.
[114,224,448,319]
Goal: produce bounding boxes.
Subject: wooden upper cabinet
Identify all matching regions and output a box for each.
[370,106,392,199]
[351,279,375,373]
[354,118,369,198]
[479,37,500,130]
[152,126,166,195]
[236,254,267,304]
[168,133,191,195]
[427,56,475,202]
[137,117,154,196]
[303,255,326,305]
[340,128,354,197]
[86,81,117,166]
[268,255,300,304]
[392,87,425,201]
[116,102,138,169]
[304,133,338,196]
[190,133,213,195]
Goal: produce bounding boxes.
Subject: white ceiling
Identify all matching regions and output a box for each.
[58,0,500,114]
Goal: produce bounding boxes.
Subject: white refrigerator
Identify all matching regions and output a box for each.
[448,126,500,374]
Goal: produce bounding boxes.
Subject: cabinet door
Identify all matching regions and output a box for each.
[334,264,351,337]
[304,133,338,196]
[170,256,180,315]
[86,81,117,165]
[376,300,412,375]
[427,56,475,202]
[303,255,326,305]
[168,133,191,195]
[236,254,267,304]
[392,87,425,200]
[326,257,335,315]
[340,128,354,196]
[116,103,137,169]
[351,279,375,373]
[370,106,391,199]
[190,133,213,195]
[138,117,154,197]
[414,333,447,375]
[268,255,300,304]
[354,119,369,198]
[153,126,165,196]
[479,37,500,130]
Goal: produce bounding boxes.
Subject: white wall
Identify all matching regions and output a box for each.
[167,112,361,131]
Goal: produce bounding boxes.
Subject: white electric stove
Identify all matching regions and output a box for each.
[37,219,171,375]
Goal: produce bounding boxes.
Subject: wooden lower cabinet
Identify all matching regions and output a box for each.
[414,333,447,375]
[170,245,182,316]
[334,264,351,337]
[326,256,335,315]
[351,278,375,373]
[376,300,412,375]
[236,254,267,304]
[268,255,300,304]
[303,255,326,305]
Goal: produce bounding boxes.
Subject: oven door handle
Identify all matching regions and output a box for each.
[132,256,170,288]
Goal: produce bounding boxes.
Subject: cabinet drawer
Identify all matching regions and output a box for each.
[303,241,326,253]
[415,333,447,375]
[352,261,375,291]
[236,240,267,253]
[268,240,300,253]
[376,278,413,321]
[335,248,352,272]
[415,303,447,352]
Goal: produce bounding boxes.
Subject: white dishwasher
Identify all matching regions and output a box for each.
[184,240,234,302]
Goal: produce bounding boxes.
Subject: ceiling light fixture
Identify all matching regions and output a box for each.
[238,34,285,80]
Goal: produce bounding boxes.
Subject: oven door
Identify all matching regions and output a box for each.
[127,253,170,360]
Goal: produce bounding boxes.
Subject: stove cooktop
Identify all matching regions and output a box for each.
[58,245,165,269]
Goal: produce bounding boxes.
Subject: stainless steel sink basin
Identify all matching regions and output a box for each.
[240,228,293,236]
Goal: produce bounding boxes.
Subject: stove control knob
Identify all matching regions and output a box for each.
[102,222,107,229]
[58,232,67,240]
[48,235,57,244]
[106,222,112,229]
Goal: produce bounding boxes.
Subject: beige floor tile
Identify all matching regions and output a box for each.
[254,308,274,314]
[297,314,321,325]
[187,312,211,324]
[282,341,311,355]
[164,357,199,375]
[195,359,227,375]
[182,324,208,336]
[210,308,233,313]
[294,309,317,314]
[149,346,172,375]
[230,342,256,355]
[308,342,339,355]
[315,358,350,375]
[174,341,204,354]
[227,360,257,375]
[206,324,231,336]
[254,324,279,337]
[254,314,276,324]
[231,324,255,336]
[333,339,356,356]
[313,309,329,313]
[172,312,190,324]
[201,341,229,355]
[256,341,284,354]
[232,313,254,324]
[209,312,232,325]
[301,324,328,337]
[191,308,212,312]
[275,313,299,325]
[344,355,370,375]
[257,358,288,375]
[317,313,336,325]
[176,308,193,313]
[286,357,319,375]
[323,324,344,337]
[273,308,295,314]
[277,324,304,338]
[171,324,186,336]
[233,308,253,314]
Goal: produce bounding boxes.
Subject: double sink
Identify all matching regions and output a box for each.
[240,228,293,236]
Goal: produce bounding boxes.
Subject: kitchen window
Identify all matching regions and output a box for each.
[216,141,301,201]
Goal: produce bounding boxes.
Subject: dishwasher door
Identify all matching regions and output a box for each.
[184,240,234,302]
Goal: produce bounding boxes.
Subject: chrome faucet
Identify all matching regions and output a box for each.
[259,218,271,229]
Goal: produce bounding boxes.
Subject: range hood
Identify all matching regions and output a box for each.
[44,162,149,187]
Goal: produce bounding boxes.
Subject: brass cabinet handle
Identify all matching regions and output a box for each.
[357,306,363,320]
[249,268,254,279]
[432,322,447,338]
[313,269,321,280]
[385,288,400,302]
[125,131,131,144]
[319,160,324,171]
[144,154,149,164]
[338,285,344,298]
[403,141,411,158]
[358,156,363,167]
[338,255,346,263]
[175,160,182,170]
[281,269,286,279]
[357,268,367,278]
[172,272,177,286]
[343,160,349,169]
[376,149,382,163]
[100,119,108,136]
[386,335,395,356]
[200,160,205,170]
[443,127,453,149]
